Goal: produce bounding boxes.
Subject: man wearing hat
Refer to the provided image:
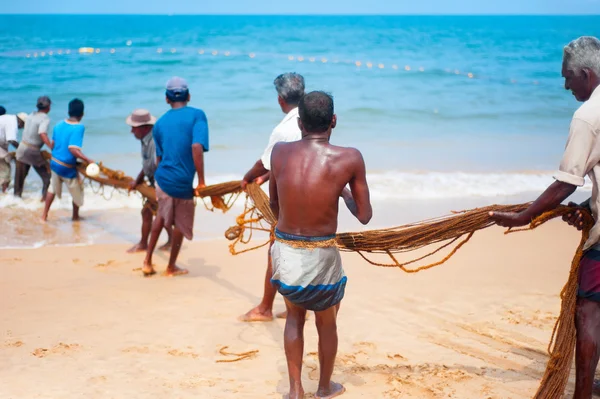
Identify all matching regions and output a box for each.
[14,95,53,201]
[142,77,209,277]
[0,111,26,192]
[125,108,172,253]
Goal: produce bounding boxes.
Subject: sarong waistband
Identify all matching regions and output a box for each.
[21,140,43,150]
[274,229,338,249]
[51,157,75,169]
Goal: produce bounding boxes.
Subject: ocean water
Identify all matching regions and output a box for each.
[0,15,597,247]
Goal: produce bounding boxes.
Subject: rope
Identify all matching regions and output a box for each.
[40,151,243,212]
[215,346,259,363]
[227,183,593,398]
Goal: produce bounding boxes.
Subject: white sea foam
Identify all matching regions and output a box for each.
[366,170,592,200]
[0,171,592,211]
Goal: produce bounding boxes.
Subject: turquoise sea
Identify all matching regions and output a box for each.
[0,15,598,246]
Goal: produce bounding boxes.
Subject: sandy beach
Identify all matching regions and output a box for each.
[0,219,593,398]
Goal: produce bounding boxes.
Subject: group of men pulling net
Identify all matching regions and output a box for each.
[49,154,592,398]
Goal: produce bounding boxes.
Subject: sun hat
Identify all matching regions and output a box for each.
[125,109,157,127]
[16,112,28,123]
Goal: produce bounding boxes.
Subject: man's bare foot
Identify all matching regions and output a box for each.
[162,265,189,277]
[158,242,171,251]
[127,243,148,253]
[72,216,84,222]
[238,306,274,322]
[315,382,345,399]
[142,264,156,277]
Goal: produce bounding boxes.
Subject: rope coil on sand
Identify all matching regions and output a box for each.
[227,182,593,398]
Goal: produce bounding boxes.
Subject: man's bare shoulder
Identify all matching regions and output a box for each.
[329,145,364,160]
[272,140,295,153]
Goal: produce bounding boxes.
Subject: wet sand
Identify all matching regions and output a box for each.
[0,220,594,398]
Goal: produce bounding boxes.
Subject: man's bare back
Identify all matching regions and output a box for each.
[271,139,368,236]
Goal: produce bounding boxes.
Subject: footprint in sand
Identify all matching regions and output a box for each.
[168,349,200,359]
[32,343,80,358]
[95,260,116,268]
[4,340,24,348]
[503,308,557,328]
[121,346,150,354]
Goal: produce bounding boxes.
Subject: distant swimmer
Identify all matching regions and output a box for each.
[125,108,172,253]
[269,91,372,399]
[239,72,305,322]
[14,96,53,201]
[142,77,209,277]
[42,99,94,222]
[0,111,26,192]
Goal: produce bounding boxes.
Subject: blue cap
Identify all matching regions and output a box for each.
[166,76,188,91]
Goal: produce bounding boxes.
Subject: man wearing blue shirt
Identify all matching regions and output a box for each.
[42,99,94,222]
[142,77,209,277]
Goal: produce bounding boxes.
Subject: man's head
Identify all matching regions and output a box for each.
[16,112,27,129]
[126,109,156,139]
[274,73,305,112]
[562,36,600,102]
[165,76,190,106]
[68,98,84,121]
[36,95,52,113]
[298,91,336,135]
[0,106,6,116]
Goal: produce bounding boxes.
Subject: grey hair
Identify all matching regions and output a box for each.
[563,36,600,76]
[273,73,305,105]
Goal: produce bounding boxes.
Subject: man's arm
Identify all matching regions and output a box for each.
[192,144,205,189]
[490,180,576,227]
[242,160,269,188]
[192,112,209,191]
[69,148,93,165]
[39,117,53,149]
[40,133,53,150]
[129,169,145,191]
[343,150,372,225]
[8,140,18,149]
[68,126,92,164]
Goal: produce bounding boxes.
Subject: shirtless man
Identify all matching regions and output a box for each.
[269,91,372,399]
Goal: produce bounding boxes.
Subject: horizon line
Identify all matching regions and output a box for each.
[0,13,599,16]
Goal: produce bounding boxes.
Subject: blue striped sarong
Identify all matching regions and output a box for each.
[270,229,347,312]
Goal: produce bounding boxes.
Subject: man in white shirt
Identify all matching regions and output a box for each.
[491,36,600,398]
[239,72,305,322]
[0,112,26,192]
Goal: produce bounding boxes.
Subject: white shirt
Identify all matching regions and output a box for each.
[554,86,600,250]
[261,107,301,170]
[0,114,19,159]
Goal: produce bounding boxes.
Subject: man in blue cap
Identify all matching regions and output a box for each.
[142,77,209,277]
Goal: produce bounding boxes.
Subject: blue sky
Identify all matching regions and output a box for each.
[3,0,600,14]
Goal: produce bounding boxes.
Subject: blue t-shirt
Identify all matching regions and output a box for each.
[49,120,85,179]
[153,106,209,199]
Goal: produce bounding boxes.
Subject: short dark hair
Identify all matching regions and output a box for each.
[68,98,84,118]
[298,91,334,133]
[36,95,51,111]
[0,106,5,116]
